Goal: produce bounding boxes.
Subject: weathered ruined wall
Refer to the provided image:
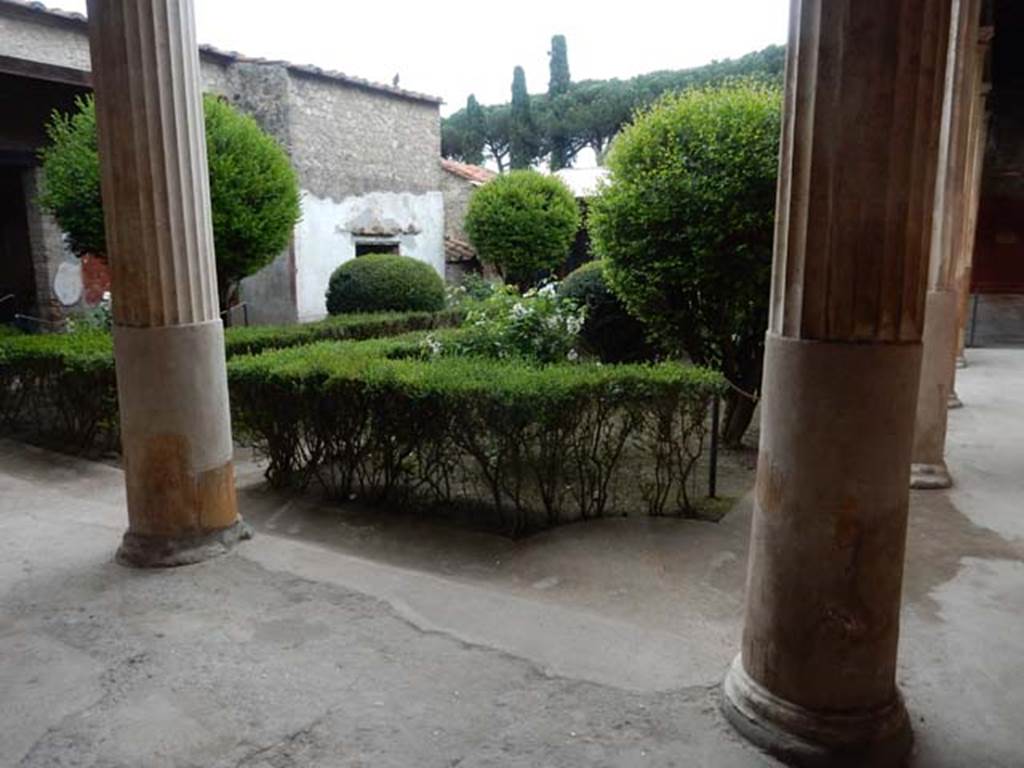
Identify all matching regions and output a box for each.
[440,171,475,242]
[0,5,90,70]
[287,72,442,199]
[294,190,444,322]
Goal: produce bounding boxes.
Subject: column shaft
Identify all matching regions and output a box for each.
[911,0,982,488]
[87,0,247,566]
[723,1,951,765]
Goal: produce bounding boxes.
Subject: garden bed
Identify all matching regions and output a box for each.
[229,336,725,533]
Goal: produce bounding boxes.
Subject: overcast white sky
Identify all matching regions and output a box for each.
[55,0,789,116]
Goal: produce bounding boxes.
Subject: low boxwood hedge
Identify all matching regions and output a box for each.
[222,308,463,356]
[0,310,461,452]
[0,330,118,452]
[229,337,725,531]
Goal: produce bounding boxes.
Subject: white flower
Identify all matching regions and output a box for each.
[538,283,557,298]
[566,348,579,362]
[566,316,583,335]
[101,291,112,303]
[511,302,530,319]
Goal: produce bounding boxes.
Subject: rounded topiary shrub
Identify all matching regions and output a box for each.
[559,261,652,363]
[326,253,446,315]
[464,170,580,289]
[38,94,300,312]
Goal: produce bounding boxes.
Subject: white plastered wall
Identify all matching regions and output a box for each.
[294,189,445,322]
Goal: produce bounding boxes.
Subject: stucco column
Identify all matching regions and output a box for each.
[911,0,981,489]
[721,1,950,765]
[87,0,249,567]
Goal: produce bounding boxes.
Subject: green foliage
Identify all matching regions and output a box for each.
[442,94,488,166]
[448,273,498,304]
[0,330,118,453]
[442,44,785,169]
[510,66,538,170]
[0,310,461,452]
[464,171,580,287]
[589,82,781,441]
[548,34,572,171]
[325,254,446,315]
[229,335,726,531]
[204,95,301,305]
[37,96,104,256]
[427,283,585,364]
[559,261,652,363]
[463,95,487,166]
[222,309,463,356]
[37,94,300,309]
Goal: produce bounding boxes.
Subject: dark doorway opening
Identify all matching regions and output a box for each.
[0,167,34,323]
[355,240,400,257]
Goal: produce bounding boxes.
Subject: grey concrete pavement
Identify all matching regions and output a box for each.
[1,349,1023,767]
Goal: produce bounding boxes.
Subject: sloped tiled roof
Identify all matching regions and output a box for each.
[1,0,443,105]
[444,236,479,264]
[441,159,497,185]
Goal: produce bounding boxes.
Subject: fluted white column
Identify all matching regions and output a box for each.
[722,1,951,765]
[87,0,247,566]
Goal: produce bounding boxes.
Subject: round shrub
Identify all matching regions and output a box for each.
[326,254,446,315]
[38,94,300,311]
[589,83,781,444]
[464,170,580,288]
[559,261,652,363]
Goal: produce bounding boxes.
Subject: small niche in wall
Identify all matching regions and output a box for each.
[355,240,400,257]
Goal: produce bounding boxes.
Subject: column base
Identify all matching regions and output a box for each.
[722,656,912,768]
[910,462,953,489]
[116,519,253,568]
[948,389,963,409]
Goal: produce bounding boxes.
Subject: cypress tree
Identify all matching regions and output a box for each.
[509,66,535,170]
[548,34,572,170]
[464,95,486,166]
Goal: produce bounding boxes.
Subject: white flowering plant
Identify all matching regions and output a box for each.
[422,282,586,364]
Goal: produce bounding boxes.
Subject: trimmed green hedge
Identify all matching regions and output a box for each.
[326,254,446,314]
[222,309,463,356]
[230,336,725,531]
[0,330,118,452]
[0,310,461,451]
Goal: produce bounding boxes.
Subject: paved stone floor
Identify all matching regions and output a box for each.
[1,350,1022,767]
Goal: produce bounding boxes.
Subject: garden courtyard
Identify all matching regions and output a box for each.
[2,347,1022,767]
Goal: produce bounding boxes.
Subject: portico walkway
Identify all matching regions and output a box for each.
[0,349,1021,767]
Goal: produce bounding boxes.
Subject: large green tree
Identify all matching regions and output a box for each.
[39,94,300,311]
[463,95,487,166]
[590,83,782,445]
[547,34,572,170]
[442,44,785,169]
[509,66,537,170]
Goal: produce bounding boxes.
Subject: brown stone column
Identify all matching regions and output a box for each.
[87,0,249,567]
[721,1,951,765]
[952,27,993,375]
[911,0,981,489]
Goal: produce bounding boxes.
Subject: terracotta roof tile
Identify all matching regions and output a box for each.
[440,159,497,185]
[444,236,478,264]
